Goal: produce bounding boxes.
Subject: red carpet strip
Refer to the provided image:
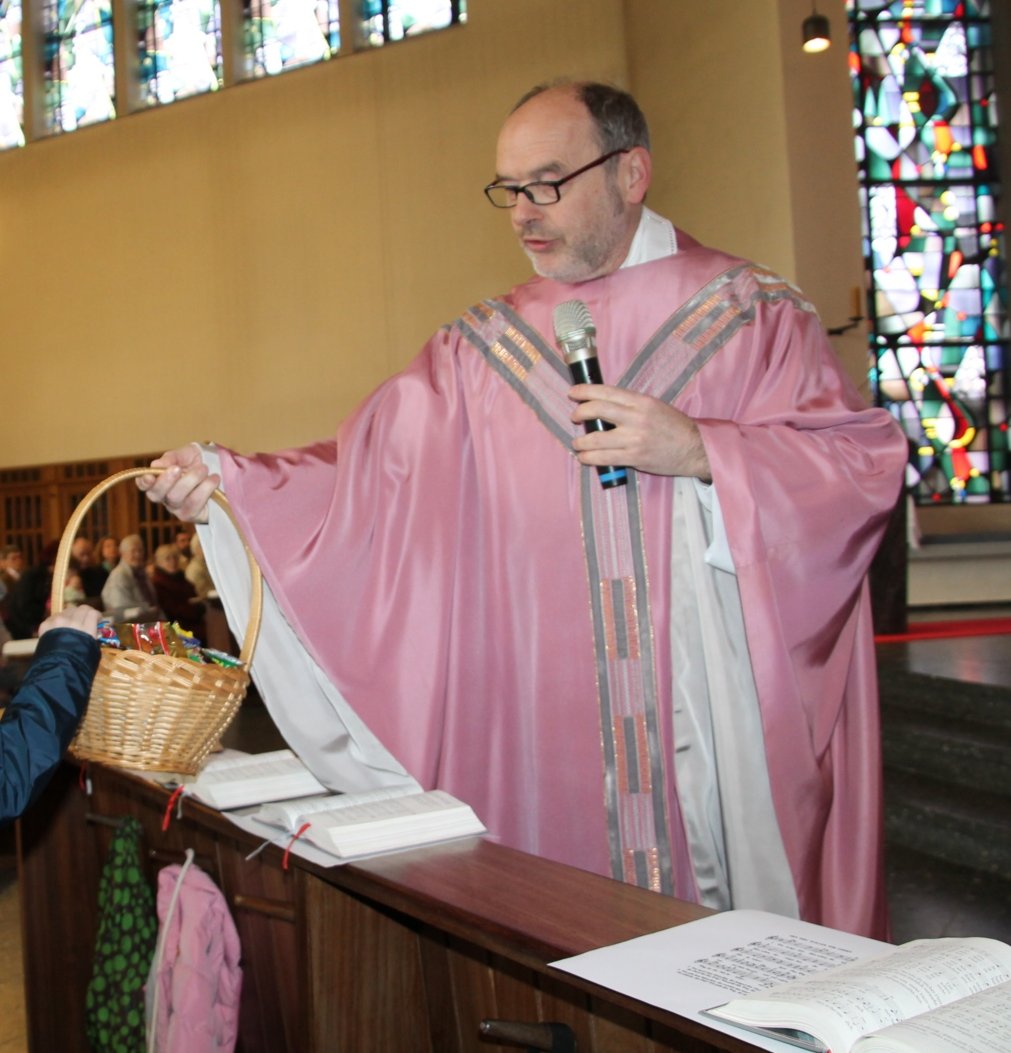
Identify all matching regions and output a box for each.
[875,618,1011,643]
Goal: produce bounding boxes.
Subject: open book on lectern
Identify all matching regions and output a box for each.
[550,909,1011,1053]
[703,935,1011,1053]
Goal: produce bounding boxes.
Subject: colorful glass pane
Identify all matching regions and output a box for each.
[42,0,115,134]
[0,0,23,148]
[243,0,339,77]
[137,0,222,106]
[848,0,1009,504]
[357,0,465,47]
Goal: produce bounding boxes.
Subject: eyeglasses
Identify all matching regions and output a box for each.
[483,149,629,209]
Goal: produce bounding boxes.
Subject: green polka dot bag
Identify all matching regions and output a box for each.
[85,816,158,1053]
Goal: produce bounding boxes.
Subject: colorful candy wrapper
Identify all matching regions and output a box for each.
[114,621,189,658]
[97,620,121,648]
[201,647,244,669]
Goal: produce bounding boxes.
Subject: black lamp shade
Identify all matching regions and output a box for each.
[803,12,831,52]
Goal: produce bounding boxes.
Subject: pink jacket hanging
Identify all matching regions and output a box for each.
[147,855,243,1053]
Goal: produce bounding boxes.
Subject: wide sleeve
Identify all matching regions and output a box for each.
[684,278,905,936]
[688,282,907,751]
[213,327,473,786]
[0,628,100,822]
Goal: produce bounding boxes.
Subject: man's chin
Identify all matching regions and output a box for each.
[526,250,588,284]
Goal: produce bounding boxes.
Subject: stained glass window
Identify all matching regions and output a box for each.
[137,0,223,106]
[847,0,1008,504]
[242,0,339,77]
[0,0,24,148]
[357,0,465,48]
[241,0,465,77]
[42,0,116,134]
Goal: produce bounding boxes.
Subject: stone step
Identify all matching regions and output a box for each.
[883,770,1011,882]
[907,538,1011,607]
[885,844,1011,944]
[881,710,1011,796]
[878,669,1011,735]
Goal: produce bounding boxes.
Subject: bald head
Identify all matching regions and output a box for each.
[492,82,652,282]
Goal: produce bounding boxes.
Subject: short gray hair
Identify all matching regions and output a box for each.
[511,80,651,153]
[120,534,144,555]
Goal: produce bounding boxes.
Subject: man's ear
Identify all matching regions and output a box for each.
[621,146,652,205]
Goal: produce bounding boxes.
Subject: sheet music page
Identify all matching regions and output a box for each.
[550,910,887,1053]
[853,979,1011,1053]
[677,932,862,996]
[726,938,1011,1049]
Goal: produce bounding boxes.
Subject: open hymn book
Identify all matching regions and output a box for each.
[705,936,1011,1053]
[550,910,1011,1053]
[184,749,486,861]
[183,749,330,810]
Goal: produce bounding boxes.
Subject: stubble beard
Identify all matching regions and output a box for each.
[522,182,628,284]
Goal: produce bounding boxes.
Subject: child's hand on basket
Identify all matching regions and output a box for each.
[39,606,101,638]
[136,443,220,524]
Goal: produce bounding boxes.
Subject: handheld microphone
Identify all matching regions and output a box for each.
[553,299,628,489]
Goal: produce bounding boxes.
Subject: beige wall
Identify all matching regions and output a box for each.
[0,0,913,467]
[627,0,797,272]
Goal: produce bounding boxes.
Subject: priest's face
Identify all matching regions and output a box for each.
[493,86,642,283]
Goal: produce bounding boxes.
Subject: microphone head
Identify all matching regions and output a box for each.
[553,299,595,344]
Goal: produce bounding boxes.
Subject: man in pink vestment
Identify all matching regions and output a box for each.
[140,82,906,938]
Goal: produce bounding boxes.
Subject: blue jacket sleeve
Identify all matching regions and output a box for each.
[0,628,101,823]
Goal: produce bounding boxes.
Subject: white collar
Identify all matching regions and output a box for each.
[621,207,678,268]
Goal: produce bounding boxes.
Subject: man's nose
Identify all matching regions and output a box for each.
[511,192,543,225]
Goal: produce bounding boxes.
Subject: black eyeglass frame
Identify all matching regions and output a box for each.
[483,149,630,209]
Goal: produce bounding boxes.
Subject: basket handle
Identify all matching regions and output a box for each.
[50,467,263,667]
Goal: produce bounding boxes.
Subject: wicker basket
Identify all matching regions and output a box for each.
[51,467,263,775]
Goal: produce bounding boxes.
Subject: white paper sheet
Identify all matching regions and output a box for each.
[550,909,888,1052]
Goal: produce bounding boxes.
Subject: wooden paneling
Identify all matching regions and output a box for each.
[18,740,761,1053]
[0,453,182,563]
[305,879,432,1052]
[214,842,303,1053]
[16,764,99,1053]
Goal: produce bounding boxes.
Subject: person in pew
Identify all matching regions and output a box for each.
[100,535,164,623]
[71,536,110,601]
[95,536,121,576]
[0,604,100,823]
[0,546,23,610]
[173,528,193,569]
[4,541,59,640]
[183,533,215,600]
[137,81,906,939]
[150,543,206,640]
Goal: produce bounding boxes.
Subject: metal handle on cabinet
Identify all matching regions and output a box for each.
[478,1019,576,1052]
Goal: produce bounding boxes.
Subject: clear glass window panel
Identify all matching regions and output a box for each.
[358,0,465,48]
[243,0,338,78]
[0,0,24,148]
[138,0,222,106]
[42,0,115,134]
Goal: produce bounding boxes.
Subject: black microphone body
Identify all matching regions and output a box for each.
[553,300,628,489]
